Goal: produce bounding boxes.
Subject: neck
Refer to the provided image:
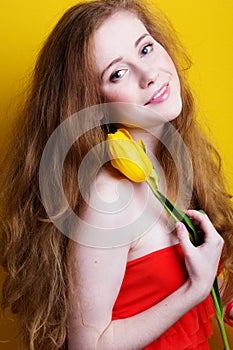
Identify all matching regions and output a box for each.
[117,125,164,155]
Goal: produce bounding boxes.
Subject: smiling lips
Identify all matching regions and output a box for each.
[145,83,170,105]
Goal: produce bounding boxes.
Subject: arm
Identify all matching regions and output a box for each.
[67,178,224,349]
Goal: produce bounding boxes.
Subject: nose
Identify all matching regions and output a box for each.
[138,64,158,89]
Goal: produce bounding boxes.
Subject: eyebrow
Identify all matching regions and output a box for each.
[101,33,150,79]
[101,57,123,79]
[134,33,150,48]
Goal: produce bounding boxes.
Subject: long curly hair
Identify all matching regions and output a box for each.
[1,1,233,349]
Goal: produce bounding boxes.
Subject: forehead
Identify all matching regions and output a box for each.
[93,11,149,70]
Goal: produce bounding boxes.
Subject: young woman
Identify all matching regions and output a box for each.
[0,1,232,349]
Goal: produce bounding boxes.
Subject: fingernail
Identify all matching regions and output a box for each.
[176,222,183,231]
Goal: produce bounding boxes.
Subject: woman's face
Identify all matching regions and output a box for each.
[93,11,182,128]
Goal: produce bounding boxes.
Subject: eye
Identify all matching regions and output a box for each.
[110,69,127,82]
[141,43,153,56]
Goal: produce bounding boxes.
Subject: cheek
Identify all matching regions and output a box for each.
[159,48,179,75]
[166,55,179,82]
[161,52,181,92]
[103,87,133,103]
[164,54,176,71]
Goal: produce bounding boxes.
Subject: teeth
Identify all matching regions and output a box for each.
[152,86,167,100]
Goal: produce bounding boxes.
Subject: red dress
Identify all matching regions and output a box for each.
[112,244,215,349]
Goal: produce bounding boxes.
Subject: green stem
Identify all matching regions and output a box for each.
[211,286,230,350]
[146,177,199,245]
[146,178,179,220]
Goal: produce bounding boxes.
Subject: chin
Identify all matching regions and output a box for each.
[165,109,182,123]
[147,102,183,124]
[161,98,183,123]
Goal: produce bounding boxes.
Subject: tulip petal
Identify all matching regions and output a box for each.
[107,131,153,183]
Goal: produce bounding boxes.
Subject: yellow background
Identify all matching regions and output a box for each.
[0,1,233,349]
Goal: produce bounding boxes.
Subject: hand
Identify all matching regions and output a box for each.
[176,210,224,301]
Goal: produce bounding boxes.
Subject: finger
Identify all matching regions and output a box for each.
[176,222,194,254]
[185,210,224,250]
[185,210,216,239]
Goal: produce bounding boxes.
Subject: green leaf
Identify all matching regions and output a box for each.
[156,190,199,246]
[213,278,223,316]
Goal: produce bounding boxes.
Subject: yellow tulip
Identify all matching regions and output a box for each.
[106,129,153,183]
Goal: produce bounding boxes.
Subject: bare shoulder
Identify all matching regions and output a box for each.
[70,165,149,250]
[93,165,128,203]
[83,165,145,226]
